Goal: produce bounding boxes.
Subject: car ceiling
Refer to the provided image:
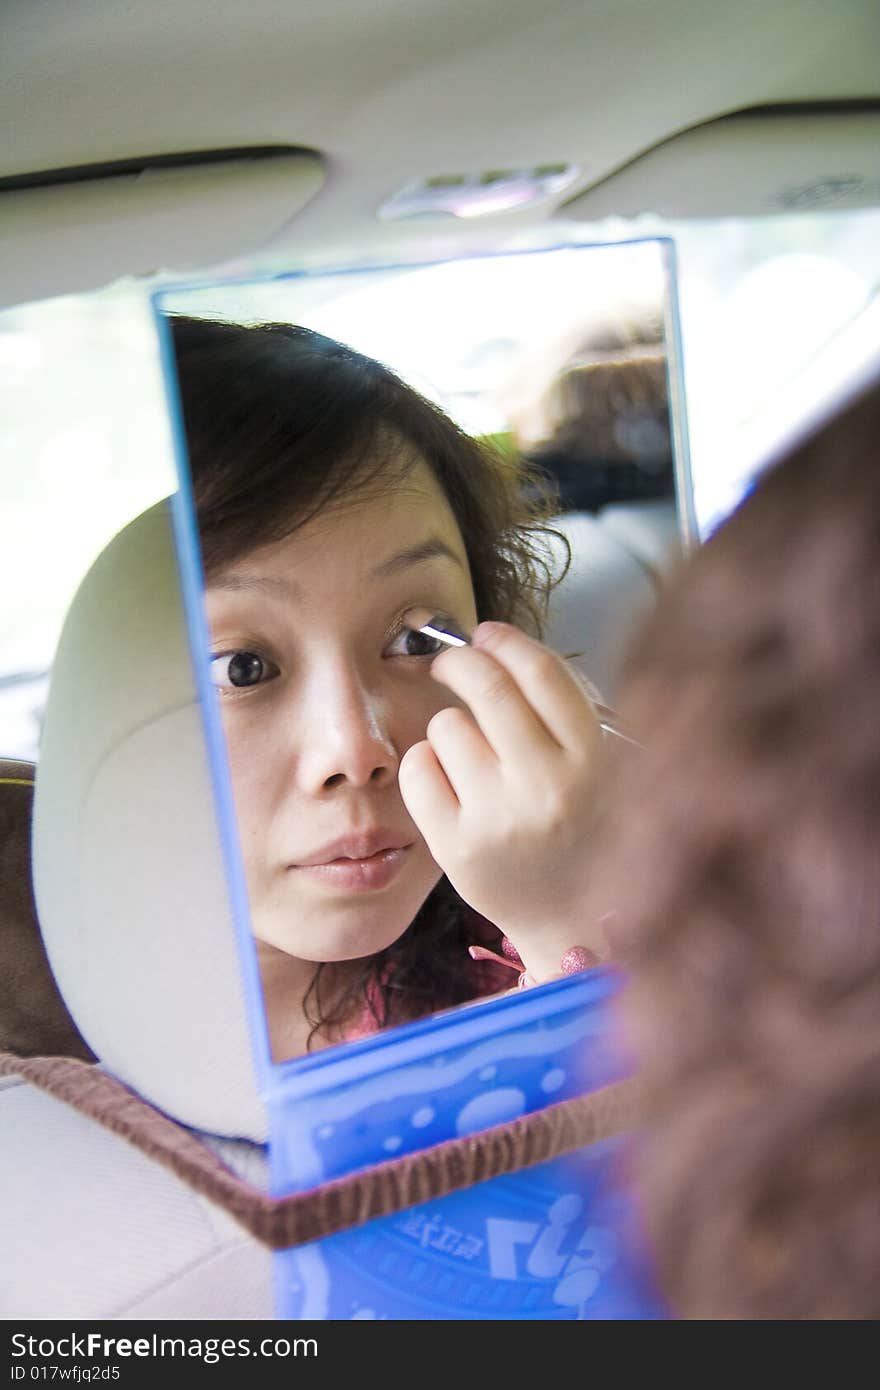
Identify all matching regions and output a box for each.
[3,0,880,301]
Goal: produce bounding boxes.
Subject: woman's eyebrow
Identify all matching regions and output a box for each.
[371,536,465,579]
[209,573,298,597]
[207,537,464,596]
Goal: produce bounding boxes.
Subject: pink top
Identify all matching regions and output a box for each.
[342,921,516,1042]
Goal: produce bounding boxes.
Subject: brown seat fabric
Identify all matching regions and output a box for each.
[0,1050,639,1250]
[0,758,95,1061]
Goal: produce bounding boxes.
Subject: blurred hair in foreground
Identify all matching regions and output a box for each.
[590,376,880,1318]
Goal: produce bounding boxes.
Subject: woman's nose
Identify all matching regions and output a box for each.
[296,671,400,794]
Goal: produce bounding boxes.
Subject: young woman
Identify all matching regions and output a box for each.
[171,316,603,1061]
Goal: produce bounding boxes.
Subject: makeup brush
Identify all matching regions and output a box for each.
[404,607,642,748]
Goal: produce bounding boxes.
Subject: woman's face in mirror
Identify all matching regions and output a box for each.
[204,457,478,974]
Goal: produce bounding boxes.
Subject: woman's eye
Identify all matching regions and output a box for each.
[386,625,446,658]
[210,651,277,689]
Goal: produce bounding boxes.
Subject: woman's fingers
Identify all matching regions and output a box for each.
[427,645,555,767]
[397,738,460,856]
[471,623,603,754]
[430,621,601,759]
[417,705,499,803]
[398,626,607,973]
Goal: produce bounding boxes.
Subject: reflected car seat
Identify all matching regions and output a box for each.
[542,504,681,701]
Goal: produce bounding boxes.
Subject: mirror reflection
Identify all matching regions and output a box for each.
[158,241,682,1062]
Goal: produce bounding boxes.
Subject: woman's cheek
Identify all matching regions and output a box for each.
[218,704,281,836]
[403,678,463,749]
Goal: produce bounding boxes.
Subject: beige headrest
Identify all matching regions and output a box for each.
[32,501,268,1142]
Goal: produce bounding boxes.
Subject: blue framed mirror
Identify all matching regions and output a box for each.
[148,239,684,1318]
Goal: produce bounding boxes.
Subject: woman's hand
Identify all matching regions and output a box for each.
[398,621,604,984]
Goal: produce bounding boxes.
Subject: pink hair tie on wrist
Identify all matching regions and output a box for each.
[468,937,598,987]
[560,945,597,974]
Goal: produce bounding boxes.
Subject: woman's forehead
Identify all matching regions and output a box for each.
[209,460,470,597]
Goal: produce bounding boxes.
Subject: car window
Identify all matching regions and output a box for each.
[0,287,176,759]
[3,206,879,759]
[640,206,880,536]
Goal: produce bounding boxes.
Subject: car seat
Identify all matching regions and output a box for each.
[0,500,646,1320]
[1,502,275,1317]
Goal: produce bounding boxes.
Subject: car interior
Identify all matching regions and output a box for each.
[2,0,879,1322]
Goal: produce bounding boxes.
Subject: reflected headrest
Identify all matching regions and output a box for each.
[32,501,267,1142]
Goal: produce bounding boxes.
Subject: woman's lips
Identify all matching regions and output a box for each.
[291,845,411,893]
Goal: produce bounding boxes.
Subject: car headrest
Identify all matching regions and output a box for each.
[31,501,268,1142]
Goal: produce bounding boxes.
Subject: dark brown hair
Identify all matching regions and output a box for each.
[587,378,880,1317]
[168,314,565,1040]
